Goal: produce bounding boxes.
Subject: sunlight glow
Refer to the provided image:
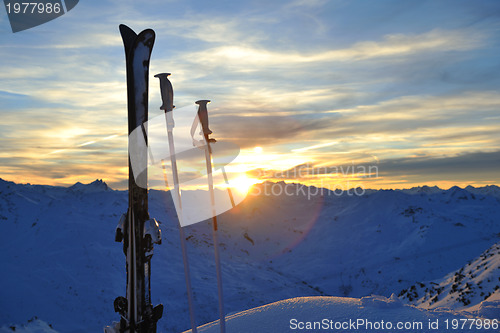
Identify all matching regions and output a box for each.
[228,175,260,195]
[254,146,263,154]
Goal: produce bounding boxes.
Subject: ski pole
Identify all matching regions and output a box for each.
[155,73,198,333]
[195,99,226,333]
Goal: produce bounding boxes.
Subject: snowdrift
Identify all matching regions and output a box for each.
[183,295,498,333]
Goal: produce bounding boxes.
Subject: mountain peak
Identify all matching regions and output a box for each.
[399,185,443,195]
[69,179,110,193]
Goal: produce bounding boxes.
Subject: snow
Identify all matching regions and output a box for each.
[360,294,403,308]
[476,299,500,319]
[400,241,500,312]
[0,179,499,332]
[0,318,58,333]
[183,295,496,333]
[4,296,496,333]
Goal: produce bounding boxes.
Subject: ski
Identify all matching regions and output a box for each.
[106,24,162,333]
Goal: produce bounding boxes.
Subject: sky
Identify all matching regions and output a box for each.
[0,0,499,191]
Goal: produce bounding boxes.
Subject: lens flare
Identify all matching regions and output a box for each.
[228,175,260,195]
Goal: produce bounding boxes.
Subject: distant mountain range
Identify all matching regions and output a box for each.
[0,178,498,332]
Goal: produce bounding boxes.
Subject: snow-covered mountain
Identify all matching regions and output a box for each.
[217,182,499,298]
[465,185,500,200]
[0,179,499,332]
[398,185,443,195]
[399,242,499,311]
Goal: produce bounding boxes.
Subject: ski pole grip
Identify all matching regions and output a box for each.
[195,100,212,137]
[154,73,174,112]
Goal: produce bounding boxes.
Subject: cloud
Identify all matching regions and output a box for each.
[180,28,485,69]
[161,16,265,45]
[0,128,128,187]
[211,90,500,152]
[49,31,123,49]
[159,27,489,114]
[378,150,500,183]
[210,114,333,149]
[327,28,485,61]
[304,91,500,144]
[285,0,328,9]
[246,149,500,189]
[213,88,500,189]
[336,91,500,120]
[291,141,338,153]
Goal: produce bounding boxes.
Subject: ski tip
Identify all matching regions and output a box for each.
[119,24,138,52]
[119,24,136,37]
[119,25,156,46]
[139,28,156,40]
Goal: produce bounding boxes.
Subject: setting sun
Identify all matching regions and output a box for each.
[228,175,259,195]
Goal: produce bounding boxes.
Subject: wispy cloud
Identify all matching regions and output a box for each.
[285,0,328,9]
[181,28,486,69]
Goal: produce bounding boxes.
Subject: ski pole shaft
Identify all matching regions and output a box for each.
[167,127,198,333]
[221,167,235,208]
[205,146,226,333]
[160,156,197,333]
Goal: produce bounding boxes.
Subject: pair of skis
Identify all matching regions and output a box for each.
[105,25,163,333]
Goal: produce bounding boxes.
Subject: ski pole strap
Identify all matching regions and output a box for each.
[191,100,216,148]
[190,112,200,145]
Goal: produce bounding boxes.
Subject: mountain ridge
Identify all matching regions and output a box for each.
[2,177,500,194]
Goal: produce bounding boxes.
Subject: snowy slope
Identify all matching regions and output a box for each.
[213,182,500,298]
[183,295,498,333]
[0,318,58,333]
[0,179,128,332]
[4,296,497,333]
[0,179,499,332]
[399,242,500,311]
